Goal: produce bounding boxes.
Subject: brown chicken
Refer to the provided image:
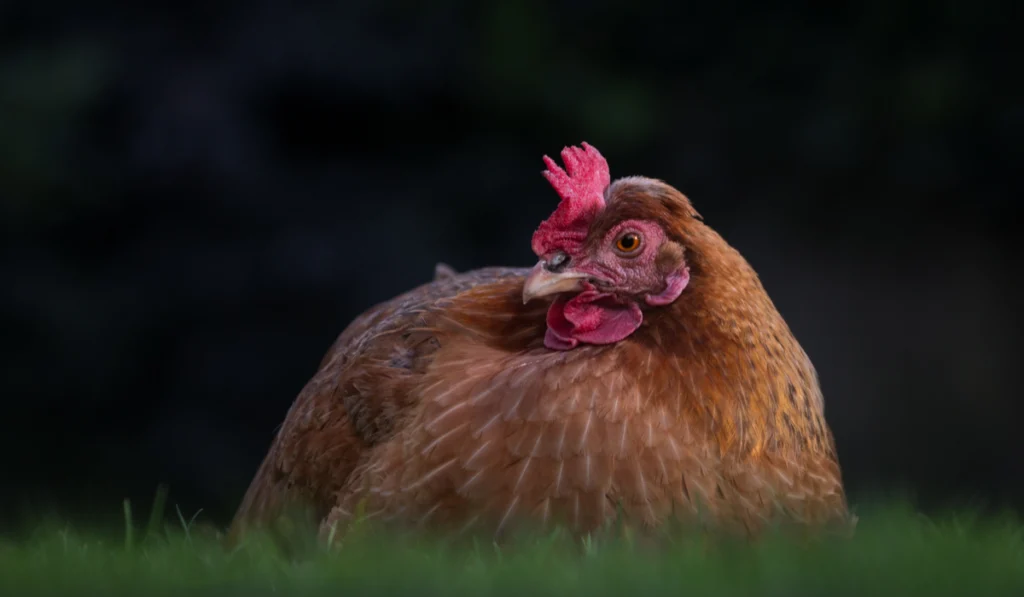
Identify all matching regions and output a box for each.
[228,143,850,544]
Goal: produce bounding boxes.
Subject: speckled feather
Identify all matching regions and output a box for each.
[227,177,850,545]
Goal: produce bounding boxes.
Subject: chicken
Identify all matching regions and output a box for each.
[227,142,850,545]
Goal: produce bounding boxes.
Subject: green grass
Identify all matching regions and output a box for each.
[2,500,1023,596]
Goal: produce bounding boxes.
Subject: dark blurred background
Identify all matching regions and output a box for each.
[1,1,1020,531]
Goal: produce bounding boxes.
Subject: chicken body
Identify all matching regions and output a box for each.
[228,146,849,544]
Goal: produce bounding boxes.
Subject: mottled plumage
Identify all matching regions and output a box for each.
[227,144,850,546]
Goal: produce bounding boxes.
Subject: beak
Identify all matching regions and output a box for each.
[522,261,588,304]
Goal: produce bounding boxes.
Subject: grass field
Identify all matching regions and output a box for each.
[2,500,1022,596]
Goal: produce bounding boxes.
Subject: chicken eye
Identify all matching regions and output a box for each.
[615,232,642,253]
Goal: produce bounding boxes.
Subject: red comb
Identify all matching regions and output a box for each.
[531,142,610,256]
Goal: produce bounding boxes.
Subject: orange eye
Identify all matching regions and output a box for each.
[615,232,641,253]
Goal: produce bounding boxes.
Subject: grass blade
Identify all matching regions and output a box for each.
[123,498,134,552]
[146,484,169,541]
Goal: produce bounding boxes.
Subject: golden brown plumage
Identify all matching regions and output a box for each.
[227,144,850,545]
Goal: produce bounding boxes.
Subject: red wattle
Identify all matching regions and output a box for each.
[544,289,643,351]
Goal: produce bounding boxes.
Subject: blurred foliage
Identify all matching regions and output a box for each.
[0,38,111,220]
[473,1,658,147]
